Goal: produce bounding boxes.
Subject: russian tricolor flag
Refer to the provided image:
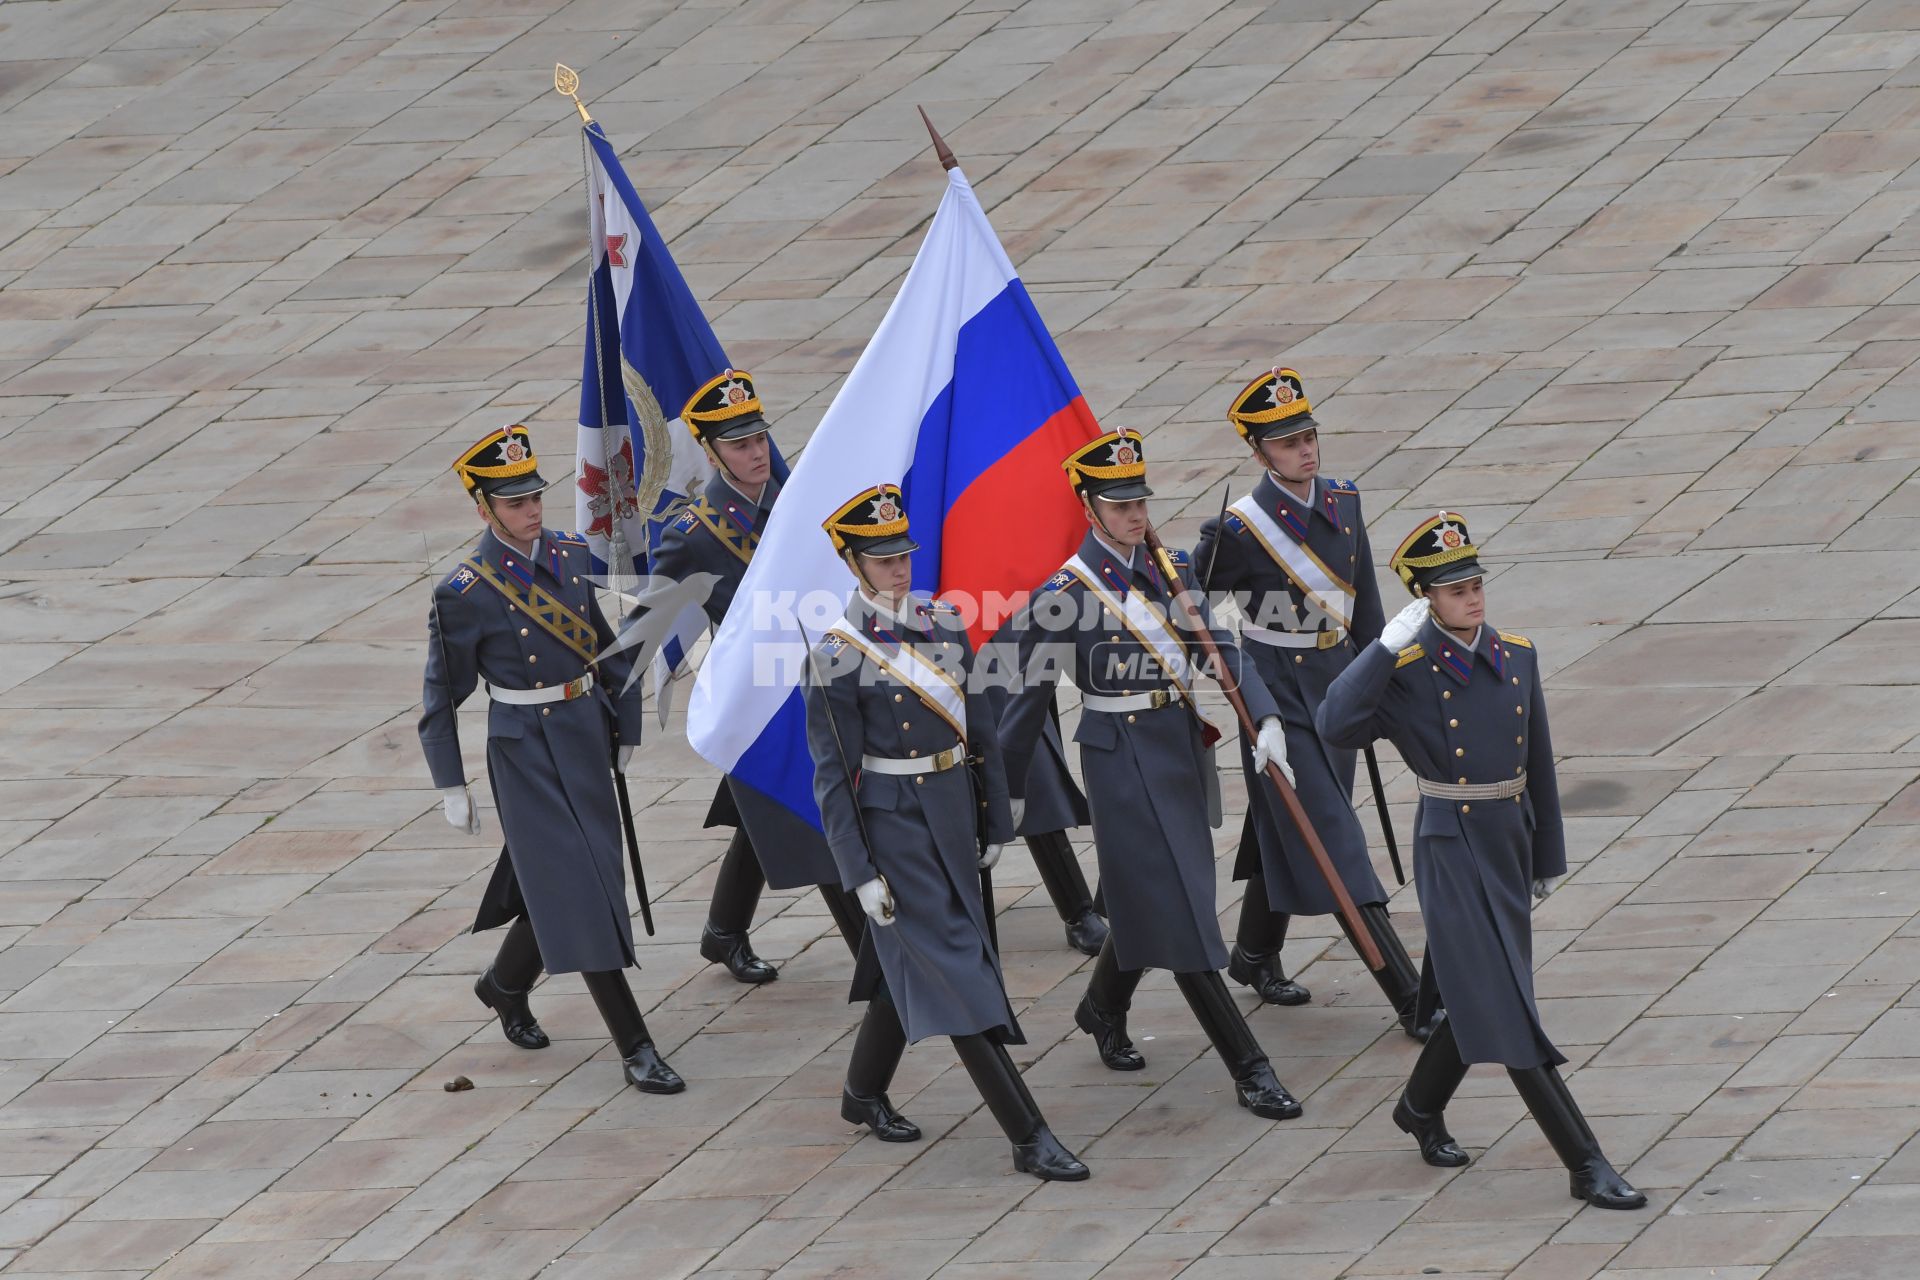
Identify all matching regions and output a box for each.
[687,166,1100,831]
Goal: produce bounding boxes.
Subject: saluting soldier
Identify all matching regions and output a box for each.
[1001,431,1303,1122]
[804,485,1087,1181]
[422,425,682,1095]
[1194,368,1433,1039]
[1316,514,1644,1210]
[652,369,867,982]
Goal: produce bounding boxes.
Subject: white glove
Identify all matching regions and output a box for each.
[1380,598,1431,651]
[855,876,895,926]
[1532,876,1562,902]
[1251,717,1294,787]
[439,785,480,835]
[979,843,1003,871]
[615,746,633,773]
[1009,798,1026,829]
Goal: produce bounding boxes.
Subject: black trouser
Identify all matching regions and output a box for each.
[846,988,908,1099]
[707,829,765,935]
[1236,875,1289,955]
[1085,935,1144,1019]
[819,883,867,957]
[1404,1011,1469,1117]
[952,1032,1046,1146]
[1340,902,1423,1018]
[581,969,655,1057]
[492,915,543,991]
[1026,830,1098,922]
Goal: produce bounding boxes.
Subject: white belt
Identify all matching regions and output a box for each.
[861,747,966,776]
[1243,624,1347,650]
[1416,773,1527,802]
[485,673,595,705]
[1081,688,1187,714]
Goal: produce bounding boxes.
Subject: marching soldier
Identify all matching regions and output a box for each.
[422,425,682,1095]
[652,370,868,981]
[804,484,1088,1181]
[1002,431,1303,1122]
[1316,514,1645,1210]
[1194,368,1434,1039]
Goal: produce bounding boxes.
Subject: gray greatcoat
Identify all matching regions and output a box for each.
[652,471,838,889]
[979,627,1090,837]
[1316,619,1567,1068]
[1194,473,1388,916]
[1001,531,1282,975]
[420,527,644,974]
[804,596,1020,1044]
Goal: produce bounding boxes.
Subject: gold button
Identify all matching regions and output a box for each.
[1515,795,1522,804]
[1109,636,1120,644]
[901,722,911,730]
[1517,765,1523,775]
[561,549,569,557]
[509,605,516,612]
[573,576,579,584]
[1515,736,1523,744]
[536,681,544,688]
[520,627,529,637]
[894,694,903,703]
[910,749,919,757]
[504,559,513,566]
[1294,654,1304,665]
[1448,718,1458,728]
[914,777,923,786]
[1344,526,1351,534]
[1431,665,1439,673]
[1454,747,1464,757]
[1461,803,1471,814]
[1458,776,1467,784]
[1442,649,1451,657]
[528,654,537,663]
[1512,676,1520,686]
[541,707,550,716]
[1127,714,1137,724]
[1515,705,1524,715]
[1442,690,1451,700]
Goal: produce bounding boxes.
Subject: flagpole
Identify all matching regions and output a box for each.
[918,107,958,172]
[560,64,634,605]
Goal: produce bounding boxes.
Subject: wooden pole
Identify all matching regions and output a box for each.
[1143,525,1385,971]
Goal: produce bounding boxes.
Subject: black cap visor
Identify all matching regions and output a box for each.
[1253,411,1318,442]
[708,412,770,443]
[1423,557,1484,590]
[848,533,920,559]
[1090,479,1154,502]
[485,470,549,499]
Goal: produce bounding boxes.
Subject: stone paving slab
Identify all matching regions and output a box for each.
[4,0,1920,1277]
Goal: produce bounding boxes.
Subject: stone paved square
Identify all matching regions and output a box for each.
[3,0,1920,1276]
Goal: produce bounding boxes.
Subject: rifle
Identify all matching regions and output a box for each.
[1144,524,1384,972]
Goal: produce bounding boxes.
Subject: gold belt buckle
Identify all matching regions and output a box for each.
[1148,689,1180,710]
[1318,629,1345,650]
[931,747,959,772]
[563,675,591,700]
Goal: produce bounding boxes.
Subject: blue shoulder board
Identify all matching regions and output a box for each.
[1324,477,1358,493]
[550,529,587,545]
[445,563,480,594]
[1167,548,1191,567]
[1223,511,1247,533]
[1042,569,1073,592]
[822,633,848,654]
[673,510,698,532]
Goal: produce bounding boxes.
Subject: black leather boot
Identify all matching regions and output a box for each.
[1175,970,1302,1120]
[1509,1066,1646,1210]
[1351,902,1436,1041]
[1229,877,1309,1006]
[1393,1014,1469,1167]
[475,916,549,1050]
[1027,830,1107,956]
[952,1034,1089,1182]
[841,992,918,1142]
[700,832,776,984]
[1074,936,1144,1071]
[818,882,868,958]
[582,970,685,1095]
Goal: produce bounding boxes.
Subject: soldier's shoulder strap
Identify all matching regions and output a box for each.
[1498,630,1532,650]
[1164,547,1192,568]
[1395,642,1426,668]
[444,561,482,595]
[1323,477,1359,494]
[549,529,588,546]
[1040,567,1075,593]
[686,495,756,566]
